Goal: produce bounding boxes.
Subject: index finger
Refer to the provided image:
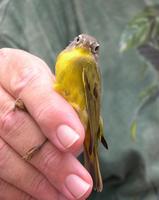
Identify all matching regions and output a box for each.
[0,48,85,154]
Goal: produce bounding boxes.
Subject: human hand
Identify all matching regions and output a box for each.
[0,48,93,200]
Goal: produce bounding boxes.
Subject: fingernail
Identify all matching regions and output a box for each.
[56,125,79,149]
[65,174,90,199]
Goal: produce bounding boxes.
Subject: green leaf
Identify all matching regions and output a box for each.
[130,120,137,141]
[119,5,159,52]
[120,17,151,52]
[130,84,159,141]
[139,84,159,100]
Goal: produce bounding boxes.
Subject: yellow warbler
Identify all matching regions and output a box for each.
[54,34,108,192]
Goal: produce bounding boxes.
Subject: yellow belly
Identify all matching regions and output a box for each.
[54,62,85,109]
[54,48,92,108]
[54,47,95,127]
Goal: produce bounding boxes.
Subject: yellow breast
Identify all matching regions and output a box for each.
[54,47,97,128]
[54,48,93,109]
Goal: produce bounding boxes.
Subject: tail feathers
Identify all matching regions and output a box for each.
[99,117,108,149]
[101,135,108,149]
[84,147,103,192]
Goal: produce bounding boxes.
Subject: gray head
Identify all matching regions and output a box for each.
[67,34,100,60]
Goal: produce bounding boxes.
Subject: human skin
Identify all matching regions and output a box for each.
[0,48,93,200]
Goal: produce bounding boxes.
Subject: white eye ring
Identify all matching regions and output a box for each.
[75,35,82,44]
[92,43,100,53]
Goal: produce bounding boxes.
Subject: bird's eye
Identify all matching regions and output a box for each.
[92,43,100,53]
[75,35,82,44]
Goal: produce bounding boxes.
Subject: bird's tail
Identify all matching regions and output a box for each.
[83,136,103,192]
[83,117,108,192]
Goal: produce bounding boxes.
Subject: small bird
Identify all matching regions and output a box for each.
[54,34,108,192]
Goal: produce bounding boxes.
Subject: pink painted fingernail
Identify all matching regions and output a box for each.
[56,125,79,149]
[65,174,90,199]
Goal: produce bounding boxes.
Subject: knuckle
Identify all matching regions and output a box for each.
[0,109,26,139]
[0,103,14,132]
[40,147,62,174]
[10,64,42,97]
[34,97,73,131]
[35,100,59,128]
[0,98,14,131]
[34,102,49,122]
[30,174,48,194]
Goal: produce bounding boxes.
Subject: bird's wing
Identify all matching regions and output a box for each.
[82,65,101,154]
